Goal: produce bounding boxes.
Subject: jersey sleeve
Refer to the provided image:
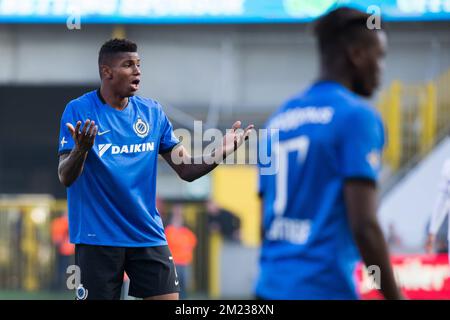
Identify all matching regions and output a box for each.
[58,101,77,155]
[158,105,180,155]
[338,108,385,181]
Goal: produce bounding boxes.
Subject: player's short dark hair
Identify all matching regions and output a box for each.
[314,7,383,58]
[98,38,138,66]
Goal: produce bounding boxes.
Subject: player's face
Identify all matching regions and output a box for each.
[109,52,141,97]
[352,31,387,97]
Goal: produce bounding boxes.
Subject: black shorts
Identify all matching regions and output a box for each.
[74,244,180,300]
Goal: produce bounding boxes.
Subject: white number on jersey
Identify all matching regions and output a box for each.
[273,136,310,217]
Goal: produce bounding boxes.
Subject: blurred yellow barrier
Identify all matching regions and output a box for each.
[420,82,437,155]
[377,68,449,174]
[0,197,66,292]
[379,80,402,171]
[208,230,222,299]
[212,166,260,247]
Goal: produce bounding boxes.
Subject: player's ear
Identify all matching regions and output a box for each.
[347,44,367,69]
[100,64,113,80]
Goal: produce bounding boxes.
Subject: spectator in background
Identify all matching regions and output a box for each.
[426,159,450,262]
[426,216,449,254]
[387,223,403,250]
[51,212,75,291]
[165,204,197,299]
[205,200,241,242]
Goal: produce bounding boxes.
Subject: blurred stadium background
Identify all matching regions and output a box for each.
[0,0,449,299]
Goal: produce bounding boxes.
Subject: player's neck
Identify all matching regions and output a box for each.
[99,85,129,111]
[318,75,353,91]
[319,67,355,94]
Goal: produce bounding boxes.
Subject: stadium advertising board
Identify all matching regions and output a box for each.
[1,0,450,24]
[356,254,450,299]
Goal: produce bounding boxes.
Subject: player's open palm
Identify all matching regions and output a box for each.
[66,119,98,153]
[221,121,254,158]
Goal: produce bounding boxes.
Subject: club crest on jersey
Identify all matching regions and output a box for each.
[133,118,149,138]
[366,149,381,170]
[76,284,88,300]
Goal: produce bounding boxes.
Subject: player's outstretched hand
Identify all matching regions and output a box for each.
[66,119,98,153]
[220,121,254,159]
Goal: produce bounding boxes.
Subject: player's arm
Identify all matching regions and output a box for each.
[426,166,450,253]
[160,144,219,182]
[161,121,254,182]
[344,179,403,300]
[58,120,98,187]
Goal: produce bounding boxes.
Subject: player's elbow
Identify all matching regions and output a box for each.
[174,165,198,182]
[183,176,195,182]
[58,167,73,188]
[180,172,197,182]
[58,174,72,188]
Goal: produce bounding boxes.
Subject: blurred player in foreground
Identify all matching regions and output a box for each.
[426,159,450,263]
[57,39,253,300]
[256,7,403,299]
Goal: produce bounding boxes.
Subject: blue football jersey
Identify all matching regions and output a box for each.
[256,81,385,299]
[58,90,180,247]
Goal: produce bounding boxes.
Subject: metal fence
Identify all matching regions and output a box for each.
[0,196,68,292]
[0,197,216,298]
[378,68,450,174]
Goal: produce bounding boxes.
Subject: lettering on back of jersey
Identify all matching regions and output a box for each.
[266,217,311,244]
[269,107,334,131]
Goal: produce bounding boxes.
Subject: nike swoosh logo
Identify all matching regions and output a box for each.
[97,130,111,136]
[175,280,179,286]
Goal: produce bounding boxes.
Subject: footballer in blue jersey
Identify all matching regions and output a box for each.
[256,7,403,300]
[57,39,253,300]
